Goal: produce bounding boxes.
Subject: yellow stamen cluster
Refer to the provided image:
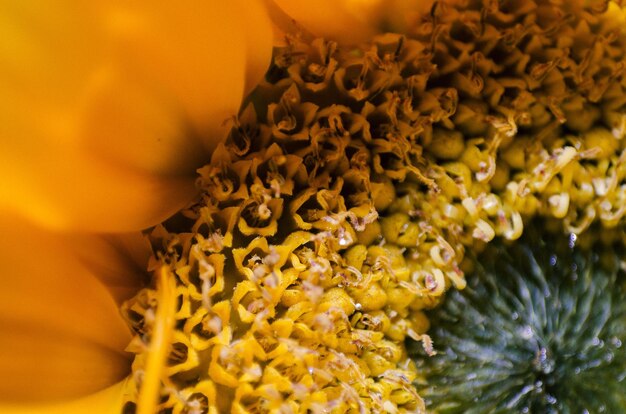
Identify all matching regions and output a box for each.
[121,1,626,413]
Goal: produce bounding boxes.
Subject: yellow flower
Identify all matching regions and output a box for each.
[4,0,626,413]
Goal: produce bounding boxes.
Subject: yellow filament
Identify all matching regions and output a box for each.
[137,266,177,414]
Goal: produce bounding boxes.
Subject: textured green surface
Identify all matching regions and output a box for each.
[411,224,626,413]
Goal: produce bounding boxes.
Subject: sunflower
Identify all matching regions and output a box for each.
[2,1,626,413]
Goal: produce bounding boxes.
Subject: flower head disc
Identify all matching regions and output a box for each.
[119,0,626,412]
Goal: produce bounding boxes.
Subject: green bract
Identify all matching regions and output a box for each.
[412,223,626,413]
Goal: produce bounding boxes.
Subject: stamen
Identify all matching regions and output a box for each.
[137,267,177,414]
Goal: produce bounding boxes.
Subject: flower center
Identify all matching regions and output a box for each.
[119,1,626,412]
[412,223,626,413]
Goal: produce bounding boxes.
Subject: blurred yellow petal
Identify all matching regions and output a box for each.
[62,231,151,305]
[0,213,134,402]
[267,0,433,44]
[1,150,198,233]
[0,1,272,232]
[0,380,126,414]
[240,0,275,95]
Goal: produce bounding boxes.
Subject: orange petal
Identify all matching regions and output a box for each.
[267,0,434,44]
[0,213,134,402]
[102,1,271,155]
[0,380,127,414]
[62,231,151,305]
[238,0,275,96]
[0,1,272,232]
[0,149,198,232]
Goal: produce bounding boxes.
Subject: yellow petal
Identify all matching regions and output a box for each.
[0,1,272,232]
[0,213,134,402]
[0,380,127,414]
[0,150,198,232]
[62,231,151,304]
[240,0,275,96]
[268,0,435,44]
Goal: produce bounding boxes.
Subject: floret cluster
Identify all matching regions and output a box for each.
[121,1,626,412]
